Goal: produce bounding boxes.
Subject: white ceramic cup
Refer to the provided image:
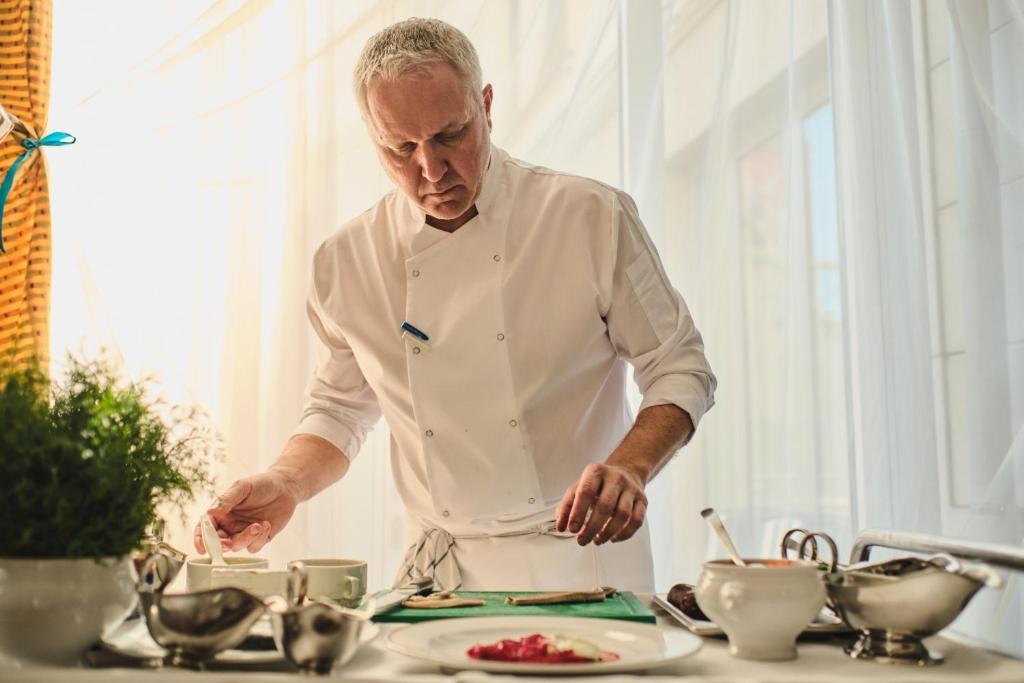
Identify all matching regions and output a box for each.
[695,558,825,661]
[210,567,288,597]
[186,556,269,592]
[297,559,367,607]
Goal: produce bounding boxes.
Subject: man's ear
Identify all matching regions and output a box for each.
[482,84,494,131]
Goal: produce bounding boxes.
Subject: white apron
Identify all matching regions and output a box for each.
[397,511,655,592]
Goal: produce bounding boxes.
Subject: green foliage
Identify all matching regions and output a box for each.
[0,354,216,558]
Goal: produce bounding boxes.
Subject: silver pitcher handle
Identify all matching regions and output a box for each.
[287,560,308,606]
[138,552,171,593]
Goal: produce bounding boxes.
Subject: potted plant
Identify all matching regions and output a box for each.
[0,353,215,666]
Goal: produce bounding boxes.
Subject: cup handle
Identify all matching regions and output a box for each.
[287,560,308,606]
[343,575,359,599]
[720,580,746,611]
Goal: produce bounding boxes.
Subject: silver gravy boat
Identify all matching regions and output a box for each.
[136,553,267,669]
[825,554,1003,665]
[135,541,187,590]
[267,560,373,675]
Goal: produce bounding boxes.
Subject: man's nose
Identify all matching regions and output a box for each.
[417,142,447,184]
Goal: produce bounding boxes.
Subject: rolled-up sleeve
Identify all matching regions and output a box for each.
[604,190,716,433]
[292,247,382,461]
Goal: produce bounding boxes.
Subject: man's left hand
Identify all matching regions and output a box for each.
[555,462,648,546]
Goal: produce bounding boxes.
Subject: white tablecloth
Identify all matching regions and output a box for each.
[4,596,1023,682]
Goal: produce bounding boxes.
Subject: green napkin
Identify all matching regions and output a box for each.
[372,590,656,623]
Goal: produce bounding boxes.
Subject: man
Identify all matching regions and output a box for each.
[196,18,714,592]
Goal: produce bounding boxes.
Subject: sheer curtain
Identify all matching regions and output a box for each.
[48,0,1023,653]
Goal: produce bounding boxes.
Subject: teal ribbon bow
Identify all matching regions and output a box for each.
[0,131,76,254]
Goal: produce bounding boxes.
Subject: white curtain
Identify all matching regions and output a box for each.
[48,0,1023,654]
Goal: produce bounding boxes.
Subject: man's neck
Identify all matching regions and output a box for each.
[426,204,479,233]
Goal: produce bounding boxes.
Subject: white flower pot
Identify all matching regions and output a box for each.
[0,556,137,667]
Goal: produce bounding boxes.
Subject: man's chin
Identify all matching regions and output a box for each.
[423,199,470,221]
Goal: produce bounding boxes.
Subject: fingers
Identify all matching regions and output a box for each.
[577,469,621,546]
[196,520,269,554]
[608,496,648,543]
[555,482,577,532]
[226,521,271,552]
[593,492,635,545]
[566,463,604,537]
[194,522,230,554]
[565,463,649,546]
[246,523,274,553]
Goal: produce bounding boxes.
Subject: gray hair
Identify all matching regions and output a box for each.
[353,18,483,116]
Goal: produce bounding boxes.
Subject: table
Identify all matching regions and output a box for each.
[3,596,1023,682]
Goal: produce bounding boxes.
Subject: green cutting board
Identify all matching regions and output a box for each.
[372,591,656,624]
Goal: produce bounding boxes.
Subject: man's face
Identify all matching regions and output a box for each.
[365,62,493,229]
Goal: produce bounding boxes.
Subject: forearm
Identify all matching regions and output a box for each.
[605,404,693,485]
[268,433,351,502]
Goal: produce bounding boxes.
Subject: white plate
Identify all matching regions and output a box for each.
[386,616,701,675]
[102,616,380,666]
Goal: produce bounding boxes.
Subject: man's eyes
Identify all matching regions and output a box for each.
[439,129,465,143]
[391,129,466,155]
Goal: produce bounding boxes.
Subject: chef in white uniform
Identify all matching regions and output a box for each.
[196,18,715,592]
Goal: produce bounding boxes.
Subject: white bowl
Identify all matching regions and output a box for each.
[186,556,269,592]
[695,558,825,661]
[0,556,137,667]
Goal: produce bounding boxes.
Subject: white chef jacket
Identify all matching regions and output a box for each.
[294,145,715,591]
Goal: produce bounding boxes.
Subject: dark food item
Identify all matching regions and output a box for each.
[234,634,277,651]
[467,633,619,664]
[667,583,709,621]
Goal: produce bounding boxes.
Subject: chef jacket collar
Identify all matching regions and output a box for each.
[401,143,505,256]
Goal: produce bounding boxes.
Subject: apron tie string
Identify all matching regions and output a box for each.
[393,520,575,592]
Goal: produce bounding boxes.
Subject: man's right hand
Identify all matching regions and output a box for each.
[194,471,301,554]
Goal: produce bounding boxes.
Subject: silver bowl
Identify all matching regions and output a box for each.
[136,553,267,669]
[825,554,1002,665]
[138,587,267,669]
[268,561,373,675]
[271,601,368,675]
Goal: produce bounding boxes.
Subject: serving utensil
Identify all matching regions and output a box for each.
[200,514,226,566]
[369,576,434,615]
[700,508,746,567]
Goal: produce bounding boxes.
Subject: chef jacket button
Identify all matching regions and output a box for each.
[496,333,505,341]
[425,429,434,437]
[412,347,421,355]
[442,510,450,517]
[509,419,518,427]
[493,254,502,262]
[528,497,536,504]
[412,269,420,277]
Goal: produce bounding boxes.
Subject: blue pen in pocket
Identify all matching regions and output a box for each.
[401,321,429,341]
[401,321,430,349]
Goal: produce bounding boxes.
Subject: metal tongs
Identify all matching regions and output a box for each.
[780,527,843,572]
